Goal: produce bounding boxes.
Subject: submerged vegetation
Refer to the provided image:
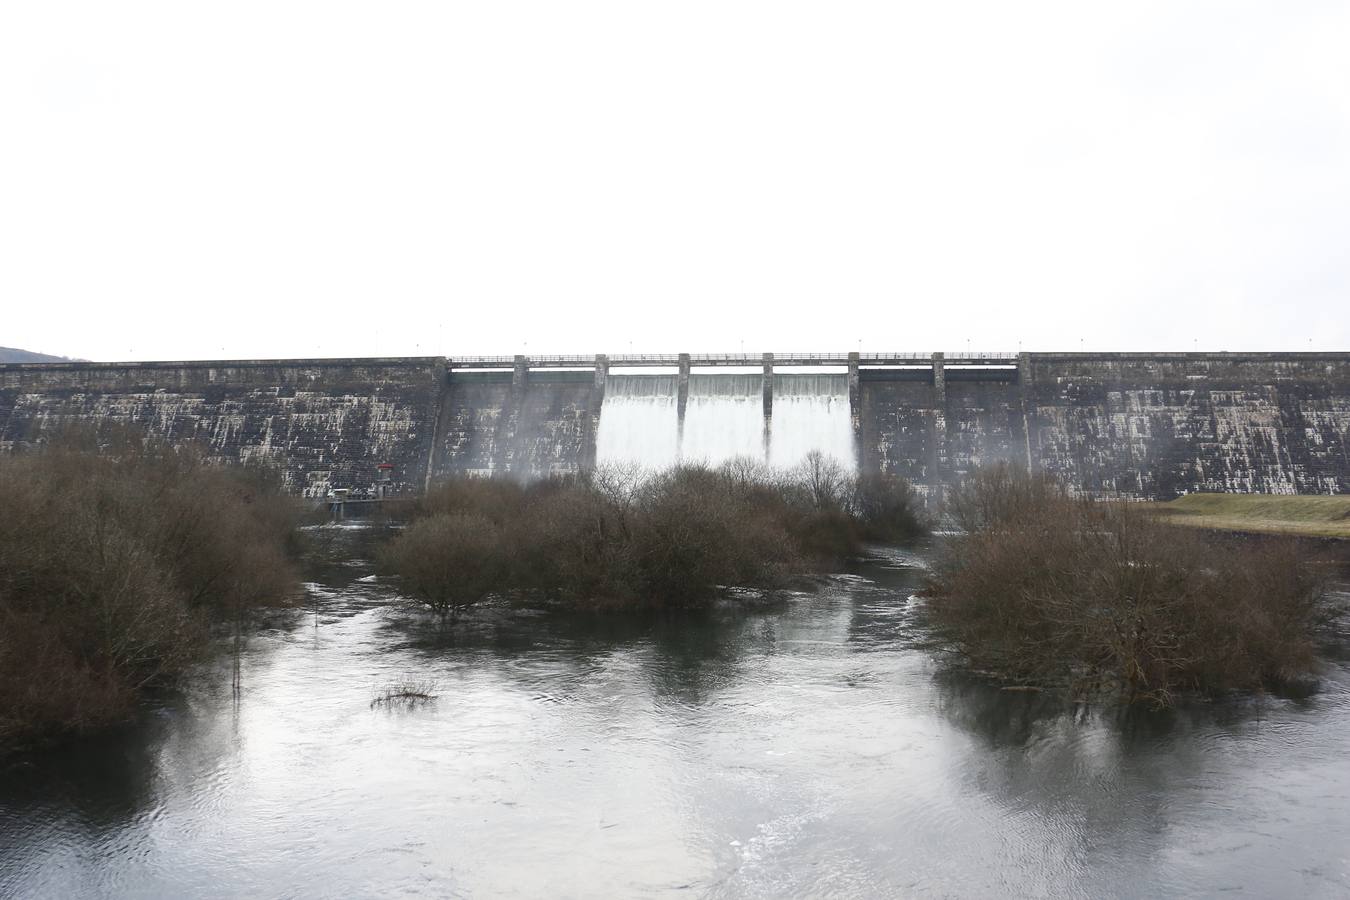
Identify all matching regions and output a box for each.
[370,677,440,708]
[381,453,925,618]
[925,464,1339,707]
[0,435,299,752]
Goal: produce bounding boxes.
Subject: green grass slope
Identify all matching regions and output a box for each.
[1148,494,1350,539]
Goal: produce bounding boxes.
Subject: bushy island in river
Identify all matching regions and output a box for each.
[387,460,1344,708]
[924,464,1342,708]
[380,453,925,618]
[0,437,299,752]
[2,438,1343,752]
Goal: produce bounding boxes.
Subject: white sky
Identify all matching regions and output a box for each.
[2,2,1348,361]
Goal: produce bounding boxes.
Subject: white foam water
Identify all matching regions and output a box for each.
[595,373,855,471]
[594,375,679,468]
[769,374,854,469]
[681,374,765,466]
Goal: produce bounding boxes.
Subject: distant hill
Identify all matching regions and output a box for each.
[0,347,80,363]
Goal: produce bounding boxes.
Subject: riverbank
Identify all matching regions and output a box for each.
[1145,494,1350,540]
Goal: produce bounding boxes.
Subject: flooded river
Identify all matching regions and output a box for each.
[2,528,1348,898]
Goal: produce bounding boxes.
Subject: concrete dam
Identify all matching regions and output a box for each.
[2,352,1348,500]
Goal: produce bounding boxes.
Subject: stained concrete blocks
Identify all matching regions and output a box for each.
[0,358,444,497]
[4,353,1349,498]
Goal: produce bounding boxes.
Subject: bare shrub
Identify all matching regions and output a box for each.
[508,483,636,606]
[925,466,1334,706]
[716,456,780,493]
[379,513,505,622]
[627,466,797,606]
[384,461,926,614]
[0,433,300,751]
[786,508,860,564]
[370,677,439,708]
[416,476,529,526]
[793,451,853,511]
[588,461,651,506]
[942,461,1062,532]
[851,472,925,542]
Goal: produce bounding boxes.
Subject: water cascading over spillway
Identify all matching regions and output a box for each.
[594,375,680,468]
[595,372,855,471]
[681,374,766,465]
[768,374,855,469]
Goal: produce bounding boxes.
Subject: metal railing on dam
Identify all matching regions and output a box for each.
[448,351,1020,369]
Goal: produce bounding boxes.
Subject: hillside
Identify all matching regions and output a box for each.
[0,347,76,364]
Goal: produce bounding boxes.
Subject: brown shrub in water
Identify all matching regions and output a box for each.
[382,456,926,614]
[926,466,1334,706]
[0,435,300,751]
[415,476,529,526]
[506,482,636,606]
[851,471,926,543]
[378,513,506,622]
[625,466,797,606]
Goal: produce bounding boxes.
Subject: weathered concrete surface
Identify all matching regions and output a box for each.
[859,354,1350,497]
[0,359,443,497]
[858,371,937,486]
[1023,354,1350,496]
[431,371,596,478]
[3,353,1348,498]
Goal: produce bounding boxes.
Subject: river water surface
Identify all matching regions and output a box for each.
[2,528,1348,898]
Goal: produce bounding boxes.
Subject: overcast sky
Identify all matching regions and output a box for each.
[3,2,1347,362]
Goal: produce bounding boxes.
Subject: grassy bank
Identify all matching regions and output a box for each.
[0,436,301,753]
[381,454,926,618]
[1145,494,1350,540]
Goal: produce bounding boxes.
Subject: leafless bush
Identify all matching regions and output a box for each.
[378,513,505,623]
[588,461,652,506]
[370,677,439,708]
[792,451,854,511]
[0,433,300,751]
[383,461,926,613]
[851,472,925,542]
[942,461,1062,532]
[416,476,529,525]
[925,466,1335,706]
[627,465,798,606]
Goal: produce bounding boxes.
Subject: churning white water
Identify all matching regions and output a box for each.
[596,373,855,471]
[594,375,680,468]
[681,374,765,466]
[769,374,854,469]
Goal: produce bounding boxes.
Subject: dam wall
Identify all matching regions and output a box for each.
[2,353,1348,499]
[433,369,597,477]
[860,354,1350,497]
[0,358,444,497]
[1022,354,1350,496]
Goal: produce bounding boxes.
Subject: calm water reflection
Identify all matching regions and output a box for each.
[2,529,1347,898]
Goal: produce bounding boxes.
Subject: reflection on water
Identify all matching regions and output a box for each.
[2,529,1348,898]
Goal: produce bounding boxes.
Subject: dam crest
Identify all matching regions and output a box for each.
[3,352,1348,500]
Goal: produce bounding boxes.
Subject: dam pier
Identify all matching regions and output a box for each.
[3,352,1348,500]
